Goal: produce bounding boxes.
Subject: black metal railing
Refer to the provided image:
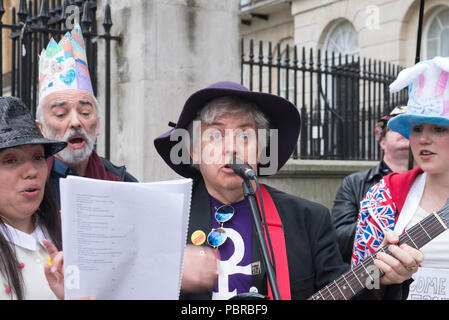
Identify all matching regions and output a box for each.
[0,0,120,160]
[241,39,409,161]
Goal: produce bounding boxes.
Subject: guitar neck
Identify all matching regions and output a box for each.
[308,211,448,300]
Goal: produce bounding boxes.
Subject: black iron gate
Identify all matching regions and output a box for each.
[241,39,409,161]
[0,0,120,160]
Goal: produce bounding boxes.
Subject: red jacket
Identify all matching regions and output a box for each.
[384,168,424,223]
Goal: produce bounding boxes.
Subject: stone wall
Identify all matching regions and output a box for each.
[291,0,449,66]
[240,0,449,71]
[260,159,378,210]
[96,0,242,182]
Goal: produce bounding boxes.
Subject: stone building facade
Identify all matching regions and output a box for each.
[2,0,447,208]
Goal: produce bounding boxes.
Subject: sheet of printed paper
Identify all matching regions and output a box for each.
[408,267,449,300]
[139,179,192,281]
[60,176,192,300]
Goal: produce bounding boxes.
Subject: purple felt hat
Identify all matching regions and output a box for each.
[154,81,301,178]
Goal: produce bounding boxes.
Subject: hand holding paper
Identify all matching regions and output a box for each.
[181,245,219,292]
[43,240,64,300]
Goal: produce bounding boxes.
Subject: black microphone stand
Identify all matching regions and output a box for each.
[241,177,281,300]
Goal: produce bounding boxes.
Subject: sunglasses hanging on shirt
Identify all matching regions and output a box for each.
[207,205,234,248]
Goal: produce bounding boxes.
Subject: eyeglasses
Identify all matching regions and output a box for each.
[207,205,234,248]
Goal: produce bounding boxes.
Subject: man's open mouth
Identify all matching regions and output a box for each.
[67,136,86,149]
[221,164,235,173]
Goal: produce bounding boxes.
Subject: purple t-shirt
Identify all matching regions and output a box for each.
[210,196,253,300]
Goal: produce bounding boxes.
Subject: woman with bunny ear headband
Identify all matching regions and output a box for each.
[352,57,449,283]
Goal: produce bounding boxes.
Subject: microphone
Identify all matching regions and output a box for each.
[230,160,257,180]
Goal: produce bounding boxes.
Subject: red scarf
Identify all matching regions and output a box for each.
[256,185,291,300]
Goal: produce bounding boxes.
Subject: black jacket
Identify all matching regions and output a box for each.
[331,161,391,265]
[181,178,406,300]
[47,155,138,207]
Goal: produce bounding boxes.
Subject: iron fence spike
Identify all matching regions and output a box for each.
[103,3,112,32]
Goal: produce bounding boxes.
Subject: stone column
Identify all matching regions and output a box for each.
[96,0,241,181]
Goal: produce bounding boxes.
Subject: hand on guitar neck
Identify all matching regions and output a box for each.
[308,230,424,300]
[374,230,424,286]
[309,200,449,300]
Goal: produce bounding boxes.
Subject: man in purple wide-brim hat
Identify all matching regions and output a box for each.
[154,81,422,300]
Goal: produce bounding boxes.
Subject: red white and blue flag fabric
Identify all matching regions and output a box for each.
[351,179,397,267]
[351,168,424,267]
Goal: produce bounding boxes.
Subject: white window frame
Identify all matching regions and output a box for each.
[423,6,449,60]
[323,19,360,58]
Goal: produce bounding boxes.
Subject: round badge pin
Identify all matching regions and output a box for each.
[191,230,206,246]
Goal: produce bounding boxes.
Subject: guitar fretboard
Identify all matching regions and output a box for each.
[308,212,448,300]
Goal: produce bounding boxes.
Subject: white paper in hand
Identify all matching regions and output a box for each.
[59,176,192,300]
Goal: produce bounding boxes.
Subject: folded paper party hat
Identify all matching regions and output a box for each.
[38,24,94,103]
[388,56,449,138]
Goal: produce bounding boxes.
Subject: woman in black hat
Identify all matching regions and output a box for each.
[0,97,67,300]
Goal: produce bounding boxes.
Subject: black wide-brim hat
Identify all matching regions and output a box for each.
[154,81,301,178]
[0,96,67,157]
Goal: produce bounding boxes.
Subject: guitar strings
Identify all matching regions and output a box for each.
[310,212,447,300]
[313,216,439,300]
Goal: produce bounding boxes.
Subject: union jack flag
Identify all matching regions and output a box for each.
[351,179,398,267]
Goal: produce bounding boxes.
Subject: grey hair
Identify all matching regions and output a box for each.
[188,96,270,137]
[199,96,269,129]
